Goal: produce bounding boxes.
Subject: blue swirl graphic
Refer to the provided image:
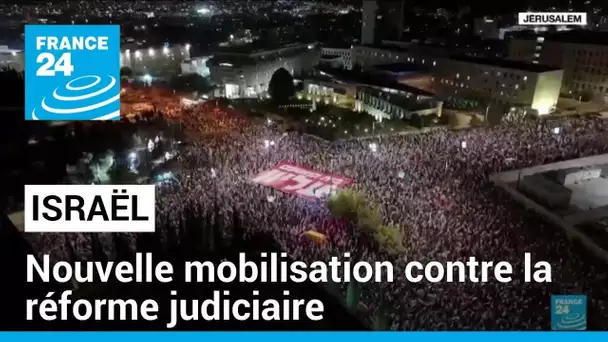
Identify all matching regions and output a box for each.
[555,313,586,330]
[31,75,120,121]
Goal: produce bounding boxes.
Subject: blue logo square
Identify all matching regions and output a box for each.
[25,25,120,121]
[551,295,587,330]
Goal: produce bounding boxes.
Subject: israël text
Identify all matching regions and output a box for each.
[24,184,156,233]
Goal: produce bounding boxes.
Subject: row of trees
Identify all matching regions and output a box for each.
[327,189,405,255]
[326,189,406,330]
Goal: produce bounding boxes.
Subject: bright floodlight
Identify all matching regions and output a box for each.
[461,141,467,149]
[269,140,275,146]
[197,8,210,14]
[147,139,155,151]
[165,152,170,160]
[143,74,152,82]
[129,152,137,160]
[369,143,378,152]
[185,43,191,50]
[553,127,561,134]
[148,48,154,56]
[163,46,169,55]
[267,118,272,124]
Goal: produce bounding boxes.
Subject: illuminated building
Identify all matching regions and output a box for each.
[208,43,320,98]
[432,56,563,115]
[509,31,608,102]
[0,46,23,71]
[120,44,191,77]
[320,47,353,70]
[181,56,212,77]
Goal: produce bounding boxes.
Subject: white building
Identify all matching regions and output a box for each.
[0,46,23,71]
[120,44,191,77]
[433,55,564,115]
[509,31,608,102]
[208,43,320,98]
[355,85,442,121]
[320,47,353,69]
[181,56,212,77]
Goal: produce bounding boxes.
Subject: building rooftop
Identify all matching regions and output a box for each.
[514,30,608,46]
[448,55,562,73]
[357,85,437,111]
[317,66,434,97]
[215,40,313,55]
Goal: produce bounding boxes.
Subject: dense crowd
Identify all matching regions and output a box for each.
[26,97,608,330]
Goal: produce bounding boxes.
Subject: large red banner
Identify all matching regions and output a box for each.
[251,162,353,199]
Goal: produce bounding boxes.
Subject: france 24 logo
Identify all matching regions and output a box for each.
[24,25,121,121]
[551,295,587,330]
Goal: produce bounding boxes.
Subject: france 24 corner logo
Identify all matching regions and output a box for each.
[25,25,121,121]
[551,295,587,330]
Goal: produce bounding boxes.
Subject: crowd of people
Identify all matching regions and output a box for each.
[25,93,608,330]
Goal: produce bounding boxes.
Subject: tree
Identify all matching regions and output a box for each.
[327,189,382,237]
[374,224,406,255]
[120,67,133,77]
[268,68,295,104]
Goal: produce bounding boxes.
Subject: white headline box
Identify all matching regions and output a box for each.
[518,12,587,26]
[24,184,156,233]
